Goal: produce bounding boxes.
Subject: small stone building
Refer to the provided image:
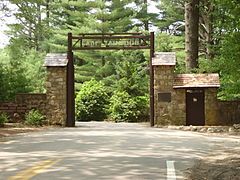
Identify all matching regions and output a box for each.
[153,52,220,126]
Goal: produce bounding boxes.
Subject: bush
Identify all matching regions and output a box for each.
[156,33,173,52]
[0,112,8,127]
[109,91,149,122]
[134,95,149,121]
[75,79,109,121]
[25,109,45,126]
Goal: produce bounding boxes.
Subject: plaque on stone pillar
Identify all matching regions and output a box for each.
[158,92,171,102]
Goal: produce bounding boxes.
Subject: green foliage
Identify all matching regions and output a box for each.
[197,33,240,100]
[109,91,138,122]
[0,112,8,127]
[0,59,9,101]
[157,0,184,33]
[214,32,240,100]
[133,95,149,121]
[155,33,185,73]
[3,0,240,122]
[75,79,109,121]
[175,51,186,73]
[156,33,173,52]
[25,109,45,126]
[197,1,240,100]
[7,0,50,52]
[0,48,30,101]
[109,91,149,122]
[112,50,148,95]
[0,48,45,101]
[22,50,46,93]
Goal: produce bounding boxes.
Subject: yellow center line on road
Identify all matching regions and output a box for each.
[8,158,62,180]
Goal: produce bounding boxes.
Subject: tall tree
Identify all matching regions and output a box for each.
[157,0,185,34]
[133,0,159,31]
[6,0,50,52]
[185,0,199,70]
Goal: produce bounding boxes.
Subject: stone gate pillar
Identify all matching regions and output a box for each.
[153,52,176,125]
[44,53,68,126]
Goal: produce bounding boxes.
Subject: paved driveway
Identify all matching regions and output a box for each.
[0,122,239,180]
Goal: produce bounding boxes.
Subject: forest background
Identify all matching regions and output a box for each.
[0,0,239,122]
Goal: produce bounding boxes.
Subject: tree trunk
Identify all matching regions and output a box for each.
[36,3,41,51]
[46,0,50,53]
[143,0,149,31]
[199,1,214,60]
[185,0,199,70]
[46,0,50,27]
[205,2,214,60]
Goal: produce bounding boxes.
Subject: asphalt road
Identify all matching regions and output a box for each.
[0,122,239,180]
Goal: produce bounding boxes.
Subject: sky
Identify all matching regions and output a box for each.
[0,16,15,48]
[0,1,160,48]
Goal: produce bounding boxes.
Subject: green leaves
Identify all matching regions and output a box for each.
[25,109,45,126]
[75,79,110,121]
[109,91,149,122]
[109,91,138,122]
[215,32,240,100]
[0,48,45,101]
[0,112,8,127]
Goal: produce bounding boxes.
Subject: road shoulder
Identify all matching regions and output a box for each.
[184,148,240,179]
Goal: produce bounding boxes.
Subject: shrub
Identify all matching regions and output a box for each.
[109,91,137,122]
[25,109,45,126]
[0,112,8,127]
[75,79,109,121]
[156,33,173,52]
[109,91,149,122]
[134,95,149,121]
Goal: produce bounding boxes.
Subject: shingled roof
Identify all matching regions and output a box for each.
[43,53,68,67]
[152,52,176,66]
[173,73,220,88]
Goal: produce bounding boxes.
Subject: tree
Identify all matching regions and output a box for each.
[0,0,10,19]
[6,0,50,52]
[134,0,160,31]
[210,0,240,100]
[199,0,214,60]
[157,0,185,34]
[185,0,199,70]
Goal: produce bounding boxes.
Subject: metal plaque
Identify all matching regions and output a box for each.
[158,93,171,102]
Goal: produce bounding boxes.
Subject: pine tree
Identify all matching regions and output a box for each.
[157,0,185,34]
[134,0,160,31]
[7,0,49,51]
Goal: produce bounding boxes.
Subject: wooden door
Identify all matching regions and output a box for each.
[186,89,205,126]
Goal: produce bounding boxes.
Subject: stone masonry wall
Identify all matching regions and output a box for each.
[154,65,175,125]
[171,89,186,125]
[204,89,240,126]
[0,93,46,122]
[218,101,240,125]
[16,93,47,115]
[154,63,240,126]
[205,88,219,125]
[45,66,67,126]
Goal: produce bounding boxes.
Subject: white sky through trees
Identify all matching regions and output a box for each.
[0,1,160,48]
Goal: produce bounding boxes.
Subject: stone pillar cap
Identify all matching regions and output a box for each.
[43,53,68,67]
[152,52,176,66]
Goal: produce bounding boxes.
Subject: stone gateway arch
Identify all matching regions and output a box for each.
[43,33,238,128]
[44,32,155,127]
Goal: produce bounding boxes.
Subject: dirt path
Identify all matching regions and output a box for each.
[0,123,56,138]
[185,148,240,180]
